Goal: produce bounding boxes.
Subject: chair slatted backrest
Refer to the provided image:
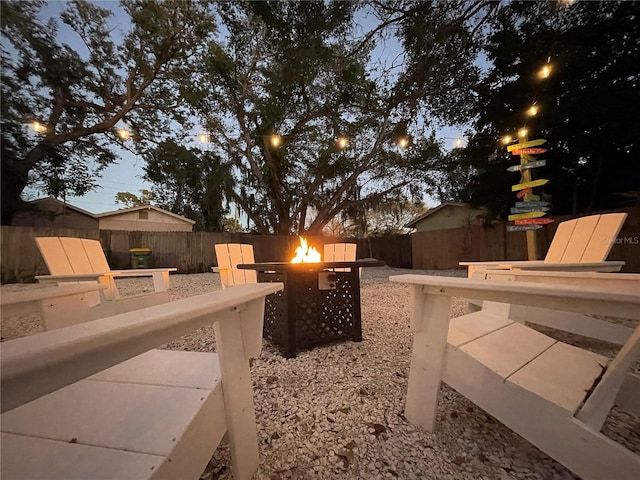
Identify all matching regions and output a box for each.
[324,243,357,262]
[324,243,358,274]
[544,213,627,264]
[58,237,94,274]
[215,244,257,288]
[560,215,601,263]
[81,239,112,273]
[35,237,75,275]
[544,218,578,262]
[579,212,627,262]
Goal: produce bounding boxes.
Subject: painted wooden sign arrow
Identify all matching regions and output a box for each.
[512,179,549,192]
[510,206,550,214]
[512,147,548,155]
[515,200,551,208]
[515,218,555,225]
[508,211,547,221]
[507,225,543,232]
[507,160,546,172]
[507,138,546,152]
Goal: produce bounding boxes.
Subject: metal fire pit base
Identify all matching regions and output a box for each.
[237,260,384,358]
[260,270,359,358]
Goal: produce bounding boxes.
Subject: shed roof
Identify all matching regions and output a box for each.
[95,205,196,224]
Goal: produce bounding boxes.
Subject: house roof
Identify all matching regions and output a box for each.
[95,205,196,224]
[404,202,476,228]
[26,197,97,218]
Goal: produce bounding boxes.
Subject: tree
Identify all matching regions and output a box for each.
[367,201,428,236]
[1,0,216,223]
[114,189,155,208]
[461,1,640,218]
[143,140,234,231]
[184,1,496,234]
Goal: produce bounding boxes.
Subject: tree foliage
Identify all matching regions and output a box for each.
[1,0,216,223]
[183,0,495,234]
[114,189,155,208]
[459,1,640,218]
[143,140,233,231]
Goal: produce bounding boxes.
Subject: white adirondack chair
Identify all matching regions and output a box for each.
[323,242,358,273]
[1,282,283,480]
[35,237,177,319]
[389,274,640,480]
[214,243,257,289]
[460,212,627,277]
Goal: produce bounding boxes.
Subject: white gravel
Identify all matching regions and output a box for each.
[1,266,637,480]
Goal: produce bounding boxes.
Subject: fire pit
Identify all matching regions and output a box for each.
[237,239,384,358]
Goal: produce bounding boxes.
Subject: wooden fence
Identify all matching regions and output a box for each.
[0,227,412,283]
[2,206,637,282]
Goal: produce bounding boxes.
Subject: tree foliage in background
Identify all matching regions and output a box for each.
[184,0,495,234]
[458,1,640,219]
[114,189,154,208]
[1,0,215,223]
[142,140,234,231]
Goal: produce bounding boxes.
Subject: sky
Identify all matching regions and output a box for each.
[26,1,467,215]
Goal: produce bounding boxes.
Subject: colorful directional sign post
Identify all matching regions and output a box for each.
[505,138,553,249]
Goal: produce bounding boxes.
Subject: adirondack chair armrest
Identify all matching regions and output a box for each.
[502,261,625,272]
[1,282,283,413]
[388,275,640,321]
[107,268,178,277]
[104,268,178,292]
[1,284,107,319]
[36,273,111,283]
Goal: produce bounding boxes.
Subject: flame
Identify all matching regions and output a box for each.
[291,237,322,263]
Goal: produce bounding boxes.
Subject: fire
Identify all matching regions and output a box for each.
[291,237,322,263]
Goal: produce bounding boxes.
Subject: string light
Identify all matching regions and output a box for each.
[527,105,539,117]
[502,135,513,145]
[117,128,131,140]
[337,136,349,149]
[454,137,464,149]
[31,121,47,133]
[538,64,552,79]
[198,132,210,143]
[518,128,528,138]
[397,137,409,149]
[270,134,282,147]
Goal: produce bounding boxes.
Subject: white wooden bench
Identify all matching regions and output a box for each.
[389,274,640,480]
[1,282,283,480]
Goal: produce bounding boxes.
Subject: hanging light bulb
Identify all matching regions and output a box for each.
[117,128,131,140]
[538,64,552,79]
[502,135,513,145]
[527,105,539,117]
[454,137,464,149]
[270,134,282,147]
[397,137,409,149]
[518,128,528,138]
[31,121,47,133]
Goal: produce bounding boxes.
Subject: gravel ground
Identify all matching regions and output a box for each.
[1,266,638,480]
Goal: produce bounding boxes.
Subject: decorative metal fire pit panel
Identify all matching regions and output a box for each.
[237,260,384,358]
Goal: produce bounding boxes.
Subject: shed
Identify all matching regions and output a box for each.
[405,202,486,232]
[95,205,195,232]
